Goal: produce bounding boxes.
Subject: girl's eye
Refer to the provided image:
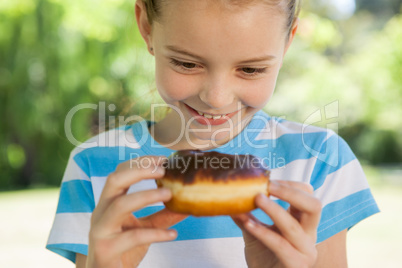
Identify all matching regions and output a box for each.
[182,62,196,69]
[242,67,256,73]
[241,67,267,76]
[170,59,198,69]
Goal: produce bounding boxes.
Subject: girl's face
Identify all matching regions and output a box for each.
[137,0,296,148]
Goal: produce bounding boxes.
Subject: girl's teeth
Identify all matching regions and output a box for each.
[195,109,226,120]
[204,114,213,119]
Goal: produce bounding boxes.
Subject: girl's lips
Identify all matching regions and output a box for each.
[184,104,240,126]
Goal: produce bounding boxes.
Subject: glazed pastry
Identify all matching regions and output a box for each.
[157,150,270,216]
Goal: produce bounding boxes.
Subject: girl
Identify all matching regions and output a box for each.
[47,0,379,267]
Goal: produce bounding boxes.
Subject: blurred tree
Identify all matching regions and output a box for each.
[0,0,156,188]
[0,0,401,189]
[270,3,402,164]
[356,0,402,15]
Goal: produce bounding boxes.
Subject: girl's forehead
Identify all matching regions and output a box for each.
[155,0,287,29]
[152,0,288,60]
[159,0,282,9]
[156,0,286,22]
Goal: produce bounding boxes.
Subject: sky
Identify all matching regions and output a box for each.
[322,0,356,20]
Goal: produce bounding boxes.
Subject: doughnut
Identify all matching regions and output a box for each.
[157,150,270,216]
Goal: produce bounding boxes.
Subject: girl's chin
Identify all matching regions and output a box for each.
[185,125,236,147]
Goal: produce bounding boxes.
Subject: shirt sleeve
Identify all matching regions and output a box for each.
[46,147,94,263]
[310,132,380,243]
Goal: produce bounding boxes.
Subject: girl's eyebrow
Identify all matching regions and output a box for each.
[238,55,276,64]
[166,45,205,61]
[166,45,276,64]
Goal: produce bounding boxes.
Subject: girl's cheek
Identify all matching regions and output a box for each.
[239,79,277,109]
[155,67,197,101]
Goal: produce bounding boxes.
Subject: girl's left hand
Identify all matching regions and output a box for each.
[232,180,322,268]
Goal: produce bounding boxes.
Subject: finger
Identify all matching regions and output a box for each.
[142,208,188,229]
[231,214,250,230]
[111,228,177,256]
[231,213,271,244]
[255,193,315,255]
[243,218,304,267]
[98,156,167,210]
[269,181,322,235]
[99,188,172,231]
[272,180,314,194]
[231,213,262,232]
[271,180,317,223]
[115,155,167,174]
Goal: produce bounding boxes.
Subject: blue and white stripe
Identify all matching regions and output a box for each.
[47,110,379,266]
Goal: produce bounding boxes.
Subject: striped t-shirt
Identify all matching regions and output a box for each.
[46,110,379,267]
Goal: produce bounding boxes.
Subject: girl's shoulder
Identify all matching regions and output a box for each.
[66,121,153,174]
[247,111,355,169]
[253,111,340,144]
[69,122,147,157]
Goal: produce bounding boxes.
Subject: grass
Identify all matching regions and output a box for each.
[0,166,401,268]
[0,188,73,268]
[347,167,402,268]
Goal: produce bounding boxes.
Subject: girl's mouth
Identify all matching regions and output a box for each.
[184,104,240,126]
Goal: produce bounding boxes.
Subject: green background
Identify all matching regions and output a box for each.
[1,0,401,188]
[1,0,401,267]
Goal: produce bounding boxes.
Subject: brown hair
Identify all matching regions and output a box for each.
[141,0,301,37]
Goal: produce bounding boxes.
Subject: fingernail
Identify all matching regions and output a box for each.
[257,192,269,199]
[160,188,171,196]
[155,166,165,175]
[168,229,177,238]
[256,193,271,206]
[245,219,256,228]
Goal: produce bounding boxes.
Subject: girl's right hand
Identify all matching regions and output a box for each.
[86,156,187,268]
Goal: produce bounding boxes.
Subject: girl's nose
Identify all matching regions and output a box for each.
[199,74,235,109]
